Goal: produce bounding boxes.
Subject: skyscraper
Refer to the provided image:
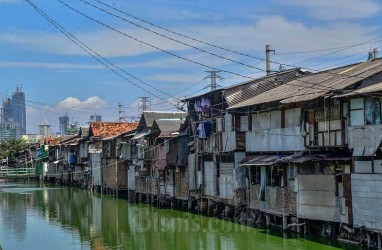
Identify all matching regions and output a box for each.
[11,85,26,137]
[59,114,69,135]
[2,97,12,123]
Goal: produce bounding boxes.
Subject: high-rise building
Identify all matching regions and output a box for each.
[59,114,69,135]
[0,123,17,142]
[11,85,26,137]
[90,115,102,122]
[2,97,12,124]
[39,118,51,137]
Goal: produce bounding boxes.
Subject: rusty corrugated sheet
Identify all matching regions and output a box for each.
[229,58,382,108]
[90,122,138,138]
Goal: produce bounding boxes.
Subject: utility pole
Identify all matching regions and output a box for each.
[266,45,275,75]
[118,103,125,122]
[204,70,223,91]
[138,97,150,114]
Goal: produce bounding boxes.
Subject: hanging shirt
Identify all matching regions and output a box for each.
[194,100,201,113]
[197,123,206,139]
[200,98,206,113]
[204,122,213,137]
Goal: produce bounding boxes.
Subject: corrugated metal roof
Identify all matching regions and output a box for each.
[240,153,351,166]
[240,155,285,166]
[151,119,184,137]
[229,58,382,109]
[181,88,225,102]
[137,111,186,132]
[335,81,382,97]
[224,69,302,107]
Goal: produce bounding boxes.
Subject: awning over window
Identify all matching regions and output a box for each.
[131,132,148,140]
[240,155,287,167]
[240,153,351,167]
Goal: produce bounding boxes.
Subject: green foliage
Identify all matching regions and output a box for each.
[0,138,28,160]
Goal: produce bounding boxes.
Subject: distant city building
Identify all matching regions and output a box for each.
[21,134,42,144]
[90,115,102,122]
[39,118,51,137]
[11,85,26,137]
[0,85,26,140]
[0,123,17,142]
[67,123,79,135]
[59,115,69,135]
[2,97,12,124]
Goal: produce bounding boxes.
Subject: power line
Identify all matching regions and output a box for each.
[275,37,382,55]
[57,0,378,92]
[77,0,265,73]
[25,0,182,110]
[89,0,266,65]
[25,0,380,115]
[56,0,264,81]
[65,0,382,82]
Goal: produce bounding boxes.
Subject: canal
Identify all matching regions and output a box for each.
[0,182,358,250]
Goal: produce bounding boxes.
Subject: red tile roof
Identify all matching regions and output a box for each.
[90,122,138,138]
[44,137,61,146]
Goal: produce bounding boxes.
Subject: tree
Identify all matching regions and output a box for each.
[0,138,28,164]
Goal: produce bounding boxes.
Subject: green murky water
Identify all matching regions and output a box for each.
[0,182,358,250]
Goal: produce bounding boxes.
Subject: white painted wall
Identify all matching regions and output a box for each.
[91,153,102,186]
[246,108,304,152]
[297,175,348,223]
[352,174,382,231]
[204,161,217,196]
[221,131,236,152]
[348,125,382,154]
[219,162,234,199]
[246,127,304,152]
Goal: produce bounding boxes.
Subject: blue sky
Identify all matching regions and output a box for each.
[1,0,382,133]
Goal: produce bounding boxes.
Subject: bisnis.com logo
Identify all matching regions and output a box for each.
[130,208,254,234]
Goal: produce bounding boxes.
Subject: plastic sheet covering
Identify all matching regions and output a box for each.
[258,166,266,200]
[176,135,189,167]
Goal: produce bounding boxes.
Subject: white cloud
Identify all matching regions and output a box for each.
[58,96,107,109]
[284,0,381,20]
[26,96,112,133]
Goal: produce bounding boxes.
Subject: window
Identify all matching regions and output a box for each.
[250,166,260,184]
[364,97,381,125]
[350,98,364,126]
[239,115,248,132]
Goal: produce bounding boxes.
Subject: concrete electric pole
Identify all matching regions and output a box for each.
[266,45,275,75]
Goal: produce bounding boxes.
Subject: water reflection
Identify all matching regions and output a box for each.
[0,182,356,250]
